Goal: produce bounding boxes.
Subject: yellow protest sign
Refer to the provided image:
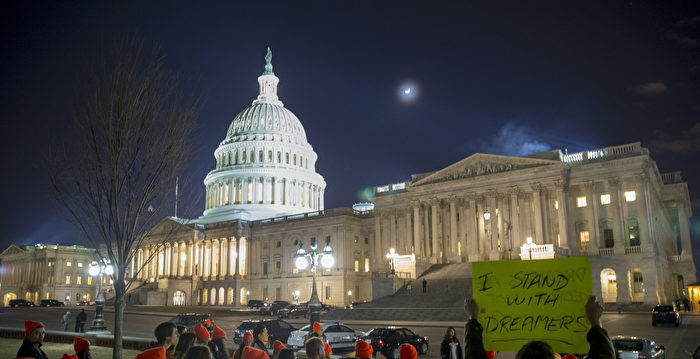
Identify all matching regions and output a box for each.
[472,257,592,354]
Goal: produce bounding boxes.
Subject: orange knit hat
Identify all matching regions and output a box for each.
[355,339,373,358]
[60,354,78,359]
[313,321,322,333]
[399,344,417,359]
[24,321,44,338]
[212,325,226,341]
[486,351,498,359]
[243,346,268,359]
[74,337,90,354]
[194,323,210,341]
[273,340,286,355]
[243,331,254,342]
[135,346,166,359]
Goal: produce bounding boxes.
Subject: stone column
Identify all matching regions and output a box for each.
[609,178,627,250]
[423,203,430,257]
[616,268,632,304]
[531,184,545,244]
[449,195,458,262]
[235,233,242,277]
[487,193,498,258]
[374,213,382,268]
[585,181,600,253]
[555,181,571,250]
[430,198,440,262]
[404,209,412,255]
[389,211,397,250]
[496,194,504,250]
[412,202,421,256]
[509,188,521,249]
[636,174,652,251]
[678,201,693,257]
[467,194,478,258]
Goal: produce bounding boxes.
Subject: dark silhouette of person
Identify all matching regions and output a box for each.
[422,279,427,293]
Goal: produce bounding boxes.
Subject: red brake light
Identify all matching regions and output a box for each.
[378,339,384,347]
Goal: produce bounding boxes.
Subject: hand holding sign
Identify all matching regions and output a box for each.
[472,257,592,353]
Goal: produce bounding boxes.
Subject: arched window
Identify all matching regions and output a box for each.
[285,153,289,164]
[259,150,263,162]
[234,152,239,165]
[277,151,281,163]
[241,151,246,164]
[627,219,640,246]
[293,154,297,165]
[250,150,255,163]
[268,150,272,162]
[300,156,303,167]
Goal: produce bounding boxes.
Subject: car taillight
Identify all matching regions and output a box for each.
[637,354,647,359]
[378,339,385,347]
[652,312,657,315]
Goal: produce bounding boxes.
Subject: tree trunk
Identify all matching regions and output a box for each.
[113,294,125,359]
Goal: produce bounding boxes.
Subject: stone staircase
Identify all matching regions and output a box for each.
[323,262,474,321]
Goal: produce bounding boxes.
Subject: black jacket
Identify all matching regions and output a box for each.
[17,338,48,359]
[440,338,463,359]
[464,319,616,359]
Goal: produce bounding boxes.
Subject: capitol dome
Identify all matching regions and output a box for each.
[200,48,326,222]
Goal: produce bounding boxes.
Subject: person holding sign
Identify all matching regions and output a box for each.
[463,295,615,359]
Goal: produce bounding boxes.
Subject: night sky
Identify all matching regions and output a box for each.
[1,1,699,273]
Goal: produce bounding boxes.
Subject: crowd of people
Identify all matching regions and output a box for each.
[15,295,615,359]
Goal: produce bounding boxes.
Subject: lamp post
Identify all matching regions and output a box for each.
[294,238,334,325]
[87,259,113,333]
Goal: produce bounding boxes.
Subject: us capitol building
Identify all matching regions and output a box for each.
[1,50,697,308]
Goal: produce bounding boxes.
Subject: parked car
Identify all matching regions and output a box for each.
[278,303,308,319]
[169,313,214,332]
[363,327,429,359]
[612,336,665,359]
[234,319,296,346]
[691,344,700,359]
[39,299,65,307]
[247,299,266,308]
[261,300,291,316]
[77,301,92,306]
[8,299,35,307]
[652,305,680,326]
[345,301,367,309]
[287,321,365,350]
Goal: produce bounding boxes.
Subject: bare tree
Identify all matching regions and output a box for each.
[48,36,199,359]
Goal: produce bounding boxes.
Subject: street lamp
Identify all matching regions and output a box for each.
[386,248,398,274]
[87,259,113,333]
[294,238,334,325]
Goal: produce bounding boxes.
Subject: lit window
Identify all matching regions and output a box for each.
[625,191,636,202]
[364,258,370,272]
[554,200,558,210]
[66,262,72,267]
[576,196,587,208]
[354,260,359,272]
[325,286,331,300]
[600,194,611,205]
[87,277,92,285]
[632,271,644,293]
[65,275,71,284]
[579,231,590,247]
[76,276,82,285]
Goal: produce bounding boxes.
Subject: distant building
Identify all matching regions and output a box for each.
[0,244,97,306]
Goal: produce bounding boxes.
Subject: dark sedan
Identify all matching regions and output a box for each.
[363,327,429,359]
[651,305,680,326]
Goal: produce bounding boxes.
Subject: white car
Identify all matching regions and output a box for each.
[612,336,665,359]
[286,321,365,350]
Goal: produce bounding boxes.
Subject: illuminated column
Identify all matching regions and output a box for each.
[510,188,521,248]
[637,175,652,250]
[412,202,421,256]
[496,194,504,250]
[488,193,497,252]
[476,198,487,255]
[225,238,231,278]
[241,178,249,204]
[235,226,242,277]
[374,213,382,268]
[585,181,600,252]
[555,181,571,249]
[678,201,693,257]
[404,208,412,254]
[430,198,439,262]
[607,178,626,251]
[389,211,397,250]
[320,188,325,209]
[531,184,545,244]
[187,241,193,277]
[228,179,234,205]
[449,196,458,261]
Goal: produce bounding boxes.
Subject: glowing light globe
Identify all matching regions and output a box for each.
[88,265,100,277]
[320,253,335,268]
[105,265,114,275]
[295,256,309,270]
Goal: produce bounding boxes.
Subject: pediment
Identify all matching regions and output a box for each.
[412,153,561,186]
[145,217,194,237]
[0,244,27,257]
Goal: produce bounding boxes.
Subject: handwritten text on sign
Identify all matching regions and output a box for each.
[472,257,592,353]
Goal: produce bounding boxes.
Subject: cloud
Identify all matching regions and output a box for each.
[478,121,552,157]
[666,30,699,47]
[676,16,700,27]
[631,82,669,96]
[648,122,700,153]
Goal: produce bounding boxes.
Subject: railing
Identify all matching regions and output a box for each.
[668,255,681,262]
[520,244,554,260]
[661,172,682,185]
[251,207,373,227]
[561,142,643,165]
[599,248,615,256]
[624,246,641,254]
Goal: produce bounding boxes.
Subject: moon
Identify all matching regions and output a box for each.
[404,88,411,94]
[398,82,418,103]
